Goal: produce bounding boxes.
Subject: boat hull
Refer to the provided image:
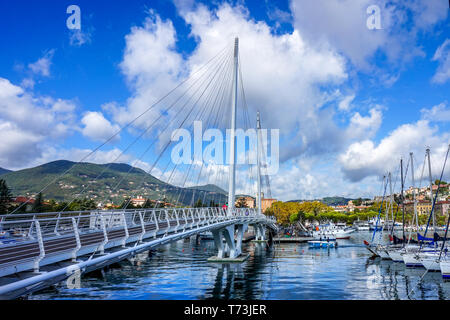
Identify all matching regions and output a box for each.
[378,248,391,260]
[403,253,423,268]
[387,249,404,262]
[421,257,441,272]
[440,261,450,279]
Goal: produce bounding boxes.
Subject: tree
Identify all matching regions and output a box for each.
[194,199,204,208]
[0,179,12,214]
[32,192,43,213]
[143,199,154,208]
[120,197,135,209]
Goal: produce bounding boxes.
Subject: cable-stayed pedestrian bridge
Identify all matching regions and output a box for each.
[0,37,279,299]
[0,207,276,299]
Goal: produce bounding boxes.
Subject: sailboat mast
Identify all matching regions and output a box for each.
[400,158,406,242]
[426,148,435,230]
[410,152,418,238]
[388,172,392,228]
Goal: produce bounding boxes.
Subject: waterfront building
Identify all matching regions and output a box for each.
[262,198,277,213]
[131,196,146,207]
[235,196,256,208]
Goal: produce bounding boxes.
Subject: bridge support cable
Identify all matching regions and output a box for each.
[56,50,232,214]
[163,51,234,207]
[8,44,231,215]
[167,53,234,206]
[89,46,233,209]
[187,59,235,207]
[118,47,234,210]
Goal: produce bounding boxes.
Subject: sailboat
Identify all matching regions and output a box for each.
[403,147,450,269]
[387,153,421,263]
[364,174,390,257]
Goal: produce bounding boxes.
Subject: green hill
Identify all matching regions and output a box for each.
[288,196,356,206]
[0,167,12,176]
[186,184,227,195]
[2,160,227,206]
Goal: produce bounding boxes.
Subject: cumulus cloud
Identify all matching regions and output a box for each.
[431,39,450,84]
[113,4,350,163]
[0,78,76,169]
[346,107,383,139]
[421,102,450,122]
[81,111,120,142]
[339,120,450,182]
[290,0,447,73]
[37,147,132,166]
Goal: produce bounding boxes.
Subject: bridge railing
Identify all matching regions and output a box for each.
[0,207,274,245]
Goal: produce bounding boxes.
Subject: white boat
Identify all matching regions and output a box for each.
[439,259,450,279]
[376,245,391,259]
[420,253,442,272]
[312,223,356,239]
[403,252,424,268]
[387,248,404,262]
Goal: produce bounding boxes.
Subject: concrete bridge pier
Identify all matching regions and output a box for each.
[209,223,249,262]
[251,224,267,243]
[256,225,266,241]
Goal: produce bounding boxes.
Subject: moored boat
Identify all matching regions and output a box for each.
[440,259,450,279]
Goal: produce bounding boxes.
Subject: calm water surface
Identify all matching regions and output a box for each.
[31,232,450,300]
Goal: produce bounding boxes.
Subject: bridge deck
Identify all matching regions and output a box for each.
[0,208,277,281]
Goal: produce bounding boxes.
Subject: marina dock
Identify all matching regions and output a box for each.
[273,237,313,243]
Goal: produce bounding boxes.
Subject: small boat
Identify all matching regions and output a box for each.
[387,248,404,262]
[353,221,370,231]
[403,252,424,268]
[439,259,450,279]
[420,253,442,272]
[312,223,355,239]
[308,239,337,248]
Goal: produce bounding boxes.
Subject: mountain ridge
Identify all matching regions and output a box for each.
[1,160,227,205]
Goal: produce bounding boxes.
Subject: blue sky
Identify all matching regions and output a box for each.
[0,0,449,201]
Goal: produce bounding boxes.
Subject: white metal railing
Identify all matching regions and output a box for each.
[0,207,275,246]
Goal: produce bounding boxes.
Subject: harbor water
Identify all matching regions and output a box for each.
[30,232,450,300]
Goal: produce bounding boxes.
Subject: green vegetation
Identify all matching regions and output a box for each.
[0,168,12,176]
[1,160,227,206]
[0,179,12,214]
[266,200,398,226]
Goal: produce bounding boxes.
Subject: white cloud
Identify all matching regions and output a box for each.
[114,4,349,163]
[346,107,383,139]
[28,50,55,77]
[421,102,450,122]
[81,111,120,142]
[338,94,355,111]
[23,147,133,171]
[431,38,450,84]
[290,0,447,72]
[339,120,450,182]
[0,78,77,169]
